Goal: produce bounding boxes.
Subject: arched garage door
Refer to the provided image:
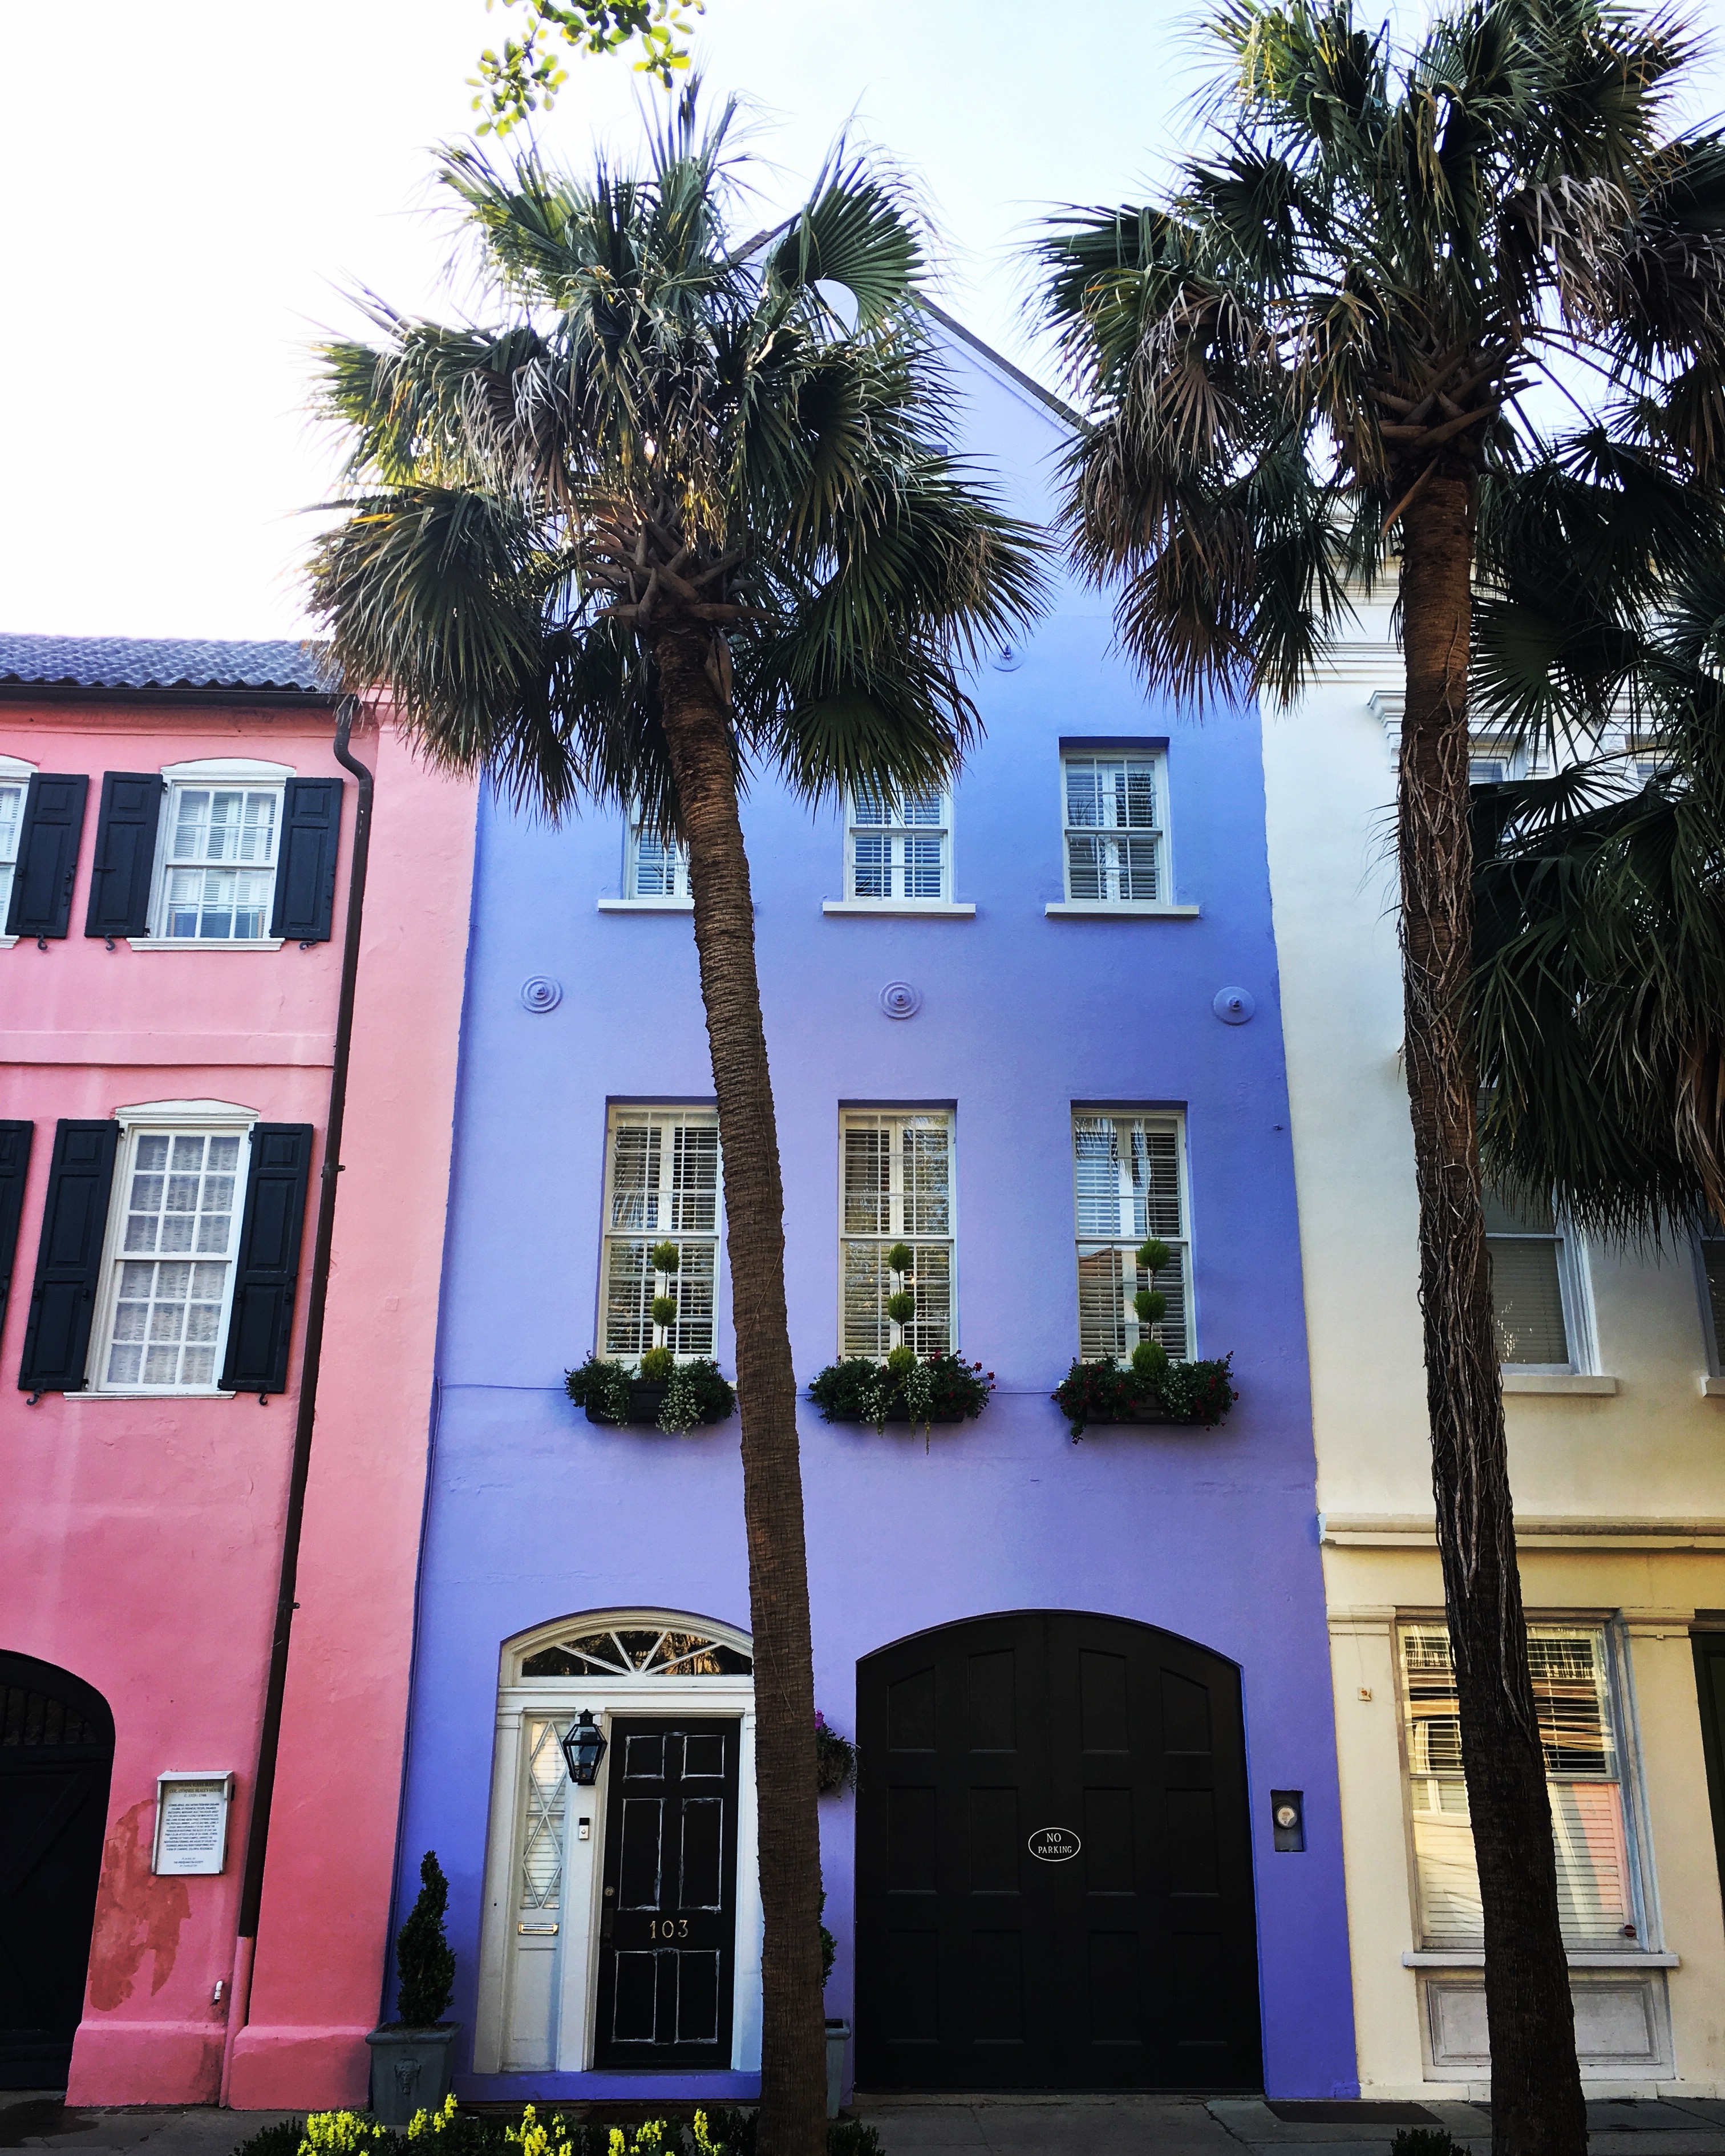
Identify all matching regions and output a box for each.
[855,1609,1261,2092]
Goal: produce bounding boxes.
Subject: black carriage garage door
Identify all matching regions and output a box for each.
[856,1610,1261,2092]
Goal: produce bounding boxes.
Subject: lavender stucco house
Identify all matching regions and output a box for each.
[394,311,1358,2104]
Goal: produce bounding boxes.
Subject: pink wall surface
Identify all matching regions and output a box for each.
[0,696,474,2108]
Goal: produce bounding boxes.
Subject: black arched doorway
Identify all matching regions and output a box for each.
[0,1654,115,2088]
[855,1609,1261,2092]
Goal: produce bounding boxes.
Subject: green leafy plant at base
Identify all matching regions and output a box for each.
[395,1852,456,2026]
[658,1358,736,1433]
[808,1353,993,1434]
[638,1346,676,1382]
[564,1354,735,1433]
[814,1712,857,1794]
[232,2105,881,2156]
[564,1354,633,1423]
[1052,1354,1237,1441]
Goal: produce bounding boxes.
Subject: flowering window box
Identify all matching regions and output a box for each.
[564,1355,735,1433]
[1052,1354,1237,1440]
[808,1353,994,1433]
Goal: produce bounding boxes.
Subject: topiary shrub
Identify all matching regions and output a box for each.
[395,1850,456,2027]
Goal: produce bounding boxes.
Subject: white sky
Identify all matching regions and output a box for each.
[2,1,1718,642]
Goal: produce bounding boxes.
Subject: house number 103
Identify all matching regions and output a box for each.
[649,1918,690,1939]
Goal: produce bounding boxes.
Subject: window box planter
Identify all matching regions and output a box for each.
[565,1354,735,1433]
[808,1352,994,1433]
[1053,1353,1237,1440]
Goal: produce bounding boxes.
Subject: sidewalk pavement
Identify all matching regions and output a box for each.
[7,2089,1725,2156]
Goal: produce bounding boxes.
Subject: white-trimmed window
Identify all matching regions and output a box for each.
[1062,753,1166,904]
[1484,1182,1589,1370]
[601,1106,720,1362]
[93,1108,256,1392]
[152,762,290,943]
[0,757,33,924]
[1400,1622,1640,1950]
[1072,1110,1192,1360]
[840,1109,953,1356]
[845,785,950,903]
[625,818,690,901]
[1698,1221,1725,1376]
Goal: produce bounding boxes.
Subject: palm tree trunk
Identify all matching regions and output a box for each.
[656,631,827,2156]
[1399,476,1586,2156]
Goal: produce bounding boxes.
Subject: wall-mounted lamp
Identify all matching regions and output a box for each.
[561,1710,608,1786]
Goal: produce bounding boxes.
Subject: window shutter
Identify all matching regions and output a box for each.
[0,1121,34,1334]
[17,1120,118,1393]
[5,774,89,940]
[269,778,343,941]
[84,772,164,939]
[220,1124,314,1393]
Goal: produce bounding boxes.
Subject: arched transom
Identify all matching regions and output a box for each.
[520,1621,752,1680]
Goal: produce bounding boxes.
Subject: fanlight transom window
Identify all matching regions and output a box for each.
[520,1623,752,1680]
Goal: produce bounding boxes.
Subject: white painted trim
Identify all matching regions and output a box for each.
[1703,1376,1725,1399]
[1402,1951,1680,1969]
[1044,902,1201,919]
[821,900,975,917]
[69,1388,239,1402]
[160,758,295,782]
[1502,1373,1618,1395]
[597,897,694,913]
[125,937,285,952]
[114,1099,260,1130]
[0,754,38,776]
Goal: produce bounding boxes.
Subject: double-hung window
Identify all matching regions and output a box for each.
[846,786,950,903]
[600,1106,720,1362]
[840,1110,953,1356]
[95,1118,249,1390]
[0,761,29,924]
[156,773,285,942]
[1401,1622,1638,1949]
[1072,1111,1191,1360]
[1062,753,1165,904]
[1698,1220,1725,1375]
[625,817,691,901]
[1484,1181,1588,1370]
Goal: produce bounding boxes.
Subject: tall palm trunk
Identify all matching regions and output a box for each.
[1398,476,1587,2156]
[655,629,828,2156]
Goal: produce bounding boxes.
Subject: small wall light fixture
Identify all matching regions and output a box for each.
[562,1710,608,1786]
[1271,1789,1306,1852]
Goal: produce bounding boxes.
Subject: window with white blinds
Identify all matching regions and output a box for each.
[626,817,690,900]
[601,1106,720,1361]
[840,1110,953,1356]
[1484,1182,1581,1369]
[1061,754,1165,903]
[845,786,950,902]
[96,1126,247,1390]
[1400,1623,1636,1950]
[1699,1222,1725,1376]
[0,771,26,920]
[156,783,282,941]
[1072,1111,1191,1360]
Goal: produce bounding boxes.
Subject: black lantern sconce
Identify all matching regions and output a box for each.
[561,1710,608,1786]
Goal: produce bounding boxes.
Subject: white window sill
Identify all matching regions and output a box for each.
[0,935,16,950]
[1502,1372,1618,1395]
[1044,901,1201,919]
[71,1388,239,1402]
[1702,1377,1725,1399]
[597,897,693,913]
[822,900,975,917]
[1403,1949,1678,1970]
[127,937,285,953]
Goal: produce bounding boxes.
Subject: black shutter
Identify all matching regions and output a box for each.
[0,1121,34,1334]
[18,1121,118,1394]
[220,1124,314,1394]
[5,774,89,940]
[84,772,164,939]
[269,779,342,942]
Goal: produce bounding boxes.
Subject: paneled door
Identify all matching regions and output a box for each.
[856,1611,1261,2092]
[0,1655,115,2088]
[592,1717,741,2069]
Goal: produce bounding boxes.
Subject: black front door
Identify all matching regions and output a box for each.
[0,1655,115,2089]
[856,1611,1261,2092]
[592,1716,740,2069]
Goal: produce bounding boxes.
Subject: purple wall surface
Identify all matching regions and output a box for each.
[396,327,1358,2102]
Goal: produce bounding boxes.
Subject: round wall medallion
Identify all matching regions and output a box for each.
[879,980,922,1021]
[1213,986,1256,1026]
[520,976,563,1013]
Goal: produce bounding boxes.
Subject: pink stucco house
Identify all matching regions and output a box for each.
[0,634,476,2108]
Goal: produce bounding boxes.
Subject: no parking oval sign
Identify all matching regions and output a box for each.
[1027,1826,1082,1863]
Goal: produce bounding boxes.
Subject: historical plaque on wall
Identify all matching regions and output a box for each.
[152,1773,235,1876]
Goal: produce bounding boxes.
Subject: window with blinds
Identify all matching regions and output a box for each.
[1072,1111,1191,1360]
[1484,1183,1578,1369]
[626,816,690,899]
[1400,1623,1635,1949]
[601,1106,720,1361]
[1062,754,1164,903]
[845,785,950,902]
[840,1110,953,1356]
[1699,1222,1725,1376]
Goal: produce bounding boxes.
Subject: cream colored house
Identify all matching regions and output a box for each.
[1264,603,1725,2100]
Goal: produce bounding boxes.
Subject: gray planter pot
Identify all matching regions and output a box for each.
[825,2018,851,2119]
[366,2022,461,2125]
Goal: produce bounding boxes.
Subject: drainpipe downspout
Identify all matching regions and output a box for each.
[221,694,375,2106]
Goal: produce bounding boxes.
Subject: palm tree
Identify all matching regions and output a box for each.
[1035,6,1725,2150]
[309,94,1043,2156]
